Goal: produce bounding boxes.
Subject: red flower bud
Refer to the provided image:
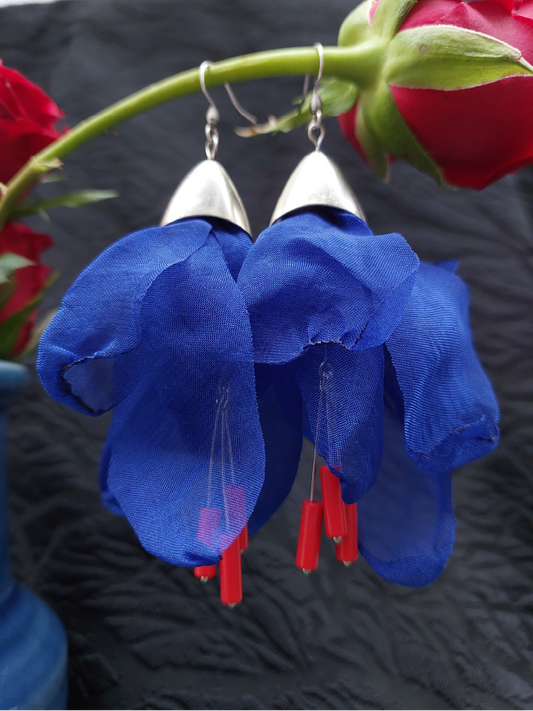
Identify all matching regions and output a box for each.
[338,0,533,188]
[0,62,65,185]
[0,222,53,355]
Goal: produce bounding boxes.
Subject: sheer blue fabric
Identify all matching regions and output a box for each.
[239,209,499,586]
[238,208,418,502]
[296,343,384,503]
[357,398,455,587]
[248,363,303,534]
[38,218,265,566]
[386,261,500,473]
[37,219,212,415]
[238,208,419,364]
[37,205,500,587]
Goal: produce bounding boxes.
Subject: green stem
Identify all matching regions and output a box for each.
[0,41,381,227]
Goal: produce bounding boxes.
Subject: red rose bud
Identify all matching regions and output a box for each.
[0,222,53,356]
[337,0,533,188]
[0,62,66,184]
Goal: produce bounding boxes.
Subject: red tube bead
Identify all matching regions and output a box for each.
[319,466,347,541]
[238,524,248,552]
[295,500,323,573]
[194,564,217,582]
[220,536,242,606]
[335,502,358,566]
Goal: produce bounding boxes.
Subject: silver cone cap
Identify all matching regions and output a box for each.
[270,151,365,225]
[161,159,251,235]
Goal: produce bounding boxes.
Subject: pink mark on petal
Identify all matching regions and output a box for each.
[198,507,221,548]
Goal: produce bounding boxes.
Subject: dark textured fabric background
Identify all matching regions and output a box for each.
[1,1,532,708]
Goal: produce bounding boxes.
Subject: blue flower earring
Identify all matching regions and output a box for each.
[238,44,500,586]
[37,49,500,601]
[37,63,269,605]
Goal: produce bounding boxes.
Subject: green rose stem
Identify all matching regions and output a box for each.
[0,42,381,228]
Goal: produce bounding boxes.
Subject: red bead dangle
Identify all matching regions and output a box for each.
[193,383,246,607]
[295,449,358,574]
[336,502,358,566]
[320,464,347,543]
[296,447,323,574]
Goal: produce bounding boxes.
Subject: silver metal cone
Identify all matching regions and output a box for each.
[161,159,251,235]
[270,151,365,225]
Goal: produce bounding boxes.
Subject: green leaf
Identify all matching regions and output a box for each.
[361,81,444,184]
[40,171,68,184]
[235,78,359,137]
[385,25,533,89]
[338,0,374,47]
[0,272,58,360]
[0,253,34,283]
[11,189,118,219]
[370,0,418,40]
[355,100,389,180]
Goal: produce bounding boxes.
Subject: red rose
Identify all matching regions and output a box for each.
[338,0,533,189]
[0,61,65,185]
[0,222,53,355]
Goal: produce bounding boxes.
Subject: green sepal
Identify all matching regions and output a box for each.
[385,25,533,89]
[0,253,34,284]
[0,253,32,312]
[370,0,418,39]
[338,0,373,48]
[11,189,118,220]
[0,272,58,360]
[355,103,389,179]
[235,78,359,137]
[0,276,18,311]
[360,81,443,184]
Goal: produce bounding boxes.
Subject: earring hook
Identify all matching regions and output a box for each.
[308,43,325,151]
[224,83,258,125]
[199,61,220,160]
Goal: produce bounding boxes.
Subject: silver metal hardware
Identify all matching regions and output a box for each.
[161,159,251,234]
[160,61,251,234]
[269,151,365,224]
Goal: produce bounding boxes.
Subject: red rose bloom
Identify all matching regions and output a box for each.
[339,0,533,189]
[0,61,65,185]
[0,222,53,355]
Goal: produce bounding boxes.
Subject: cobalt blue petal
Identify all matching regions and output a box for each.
[358,399,455,587]
[296,343,384,503]
[248,363,303,534]
[386,262,500,473]
[99,228,265,566]
[238,208,419,364]
[37,219,212,415]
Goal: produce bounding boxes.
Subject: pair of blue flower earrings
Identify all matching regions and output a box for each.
[37,45,500,606]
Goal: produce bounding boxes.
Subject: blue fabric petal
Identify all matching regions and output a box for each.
[237,208,419,364]
[386,262,500,473]
[358,399,455,587]
[37,219,213,415]
[248,363,303,534]
[296,343,384,503]
[99,229,265,566]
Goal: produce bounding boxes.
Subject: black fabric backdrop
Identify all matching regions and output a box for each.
[1,1,532,708]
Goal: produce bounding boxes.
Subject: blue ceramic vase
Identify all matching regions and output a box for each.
[0,361,67,710]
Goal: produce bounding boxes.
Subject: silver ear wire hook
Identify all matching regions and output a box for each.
[199,61,220,159]
[308,42,325,151]
[223,83,258,125]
